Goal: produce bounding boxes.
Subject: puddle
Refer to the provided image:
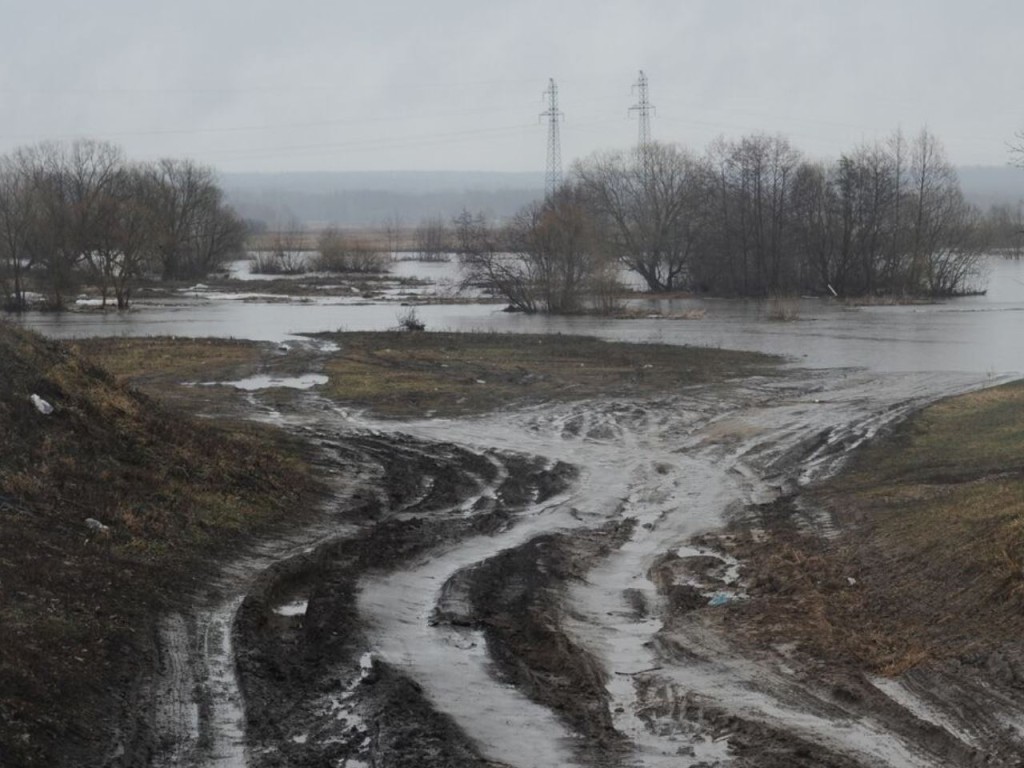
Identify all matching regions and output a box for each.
[273,599,308,617]
[199,374,328,391]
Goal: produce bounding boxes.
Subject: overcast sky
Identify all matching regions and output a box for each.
[2,0,1023,174]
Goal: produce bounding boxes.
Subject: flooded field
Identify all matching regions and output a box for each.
[15,255,1024,375]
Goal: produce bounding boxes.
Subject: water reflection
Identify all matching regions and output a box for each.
[13,257,1024,376]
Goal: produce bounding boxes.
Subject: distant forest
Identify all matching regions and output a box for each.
[222,171,544,230]
[222,166,1024,231]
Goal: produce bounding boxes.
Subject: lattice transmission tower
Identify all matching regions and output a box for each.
[629,70,655,176]
[540,78,564,198]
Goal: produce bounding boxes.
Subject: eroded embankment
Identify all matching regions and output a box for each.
[140,365,1024,768]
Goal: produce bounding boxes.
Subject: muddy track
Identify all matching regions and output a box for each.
[144,368,1024,767]
[232,436,583,768]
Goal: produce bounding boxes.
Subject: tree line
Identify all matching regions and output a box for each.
[0,139,245,310]
[459,128,990,313]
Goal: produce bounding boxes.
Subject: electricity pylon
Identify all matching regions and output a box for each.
[541,78,564,199]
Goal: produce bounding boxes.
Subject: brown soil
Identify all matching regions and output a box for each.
[432,523,636,764]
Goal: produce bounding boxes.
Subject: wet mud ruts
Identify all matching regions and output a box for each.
[432,523,635,761]
[146,367,1024,768]
[231,431,578,768]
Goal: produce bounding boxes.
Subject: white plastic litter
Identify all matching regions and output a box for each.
[30,394,53,415]
[85,518,110,534]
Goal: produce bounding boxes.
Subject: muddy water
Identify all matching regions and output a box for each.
[15,256,1024,375]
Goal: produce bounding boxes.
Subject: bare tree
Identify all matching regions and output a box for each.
[575,142,701,292]
[147,158,245,281]
[905,130,984,295]
[90,165,159,309]
[252,218,307,274]
[18,140,125,308]
[456,211,538,312]
[383,212,403,257]
[691,135,803,296]
[0,153,37,310]
[979,202,1024,257]
[413,216,450,262]
[458,186,609,314]
[1009,129,1024,169]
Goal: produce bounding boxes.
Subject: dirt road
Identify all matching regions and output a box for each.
[145,368,1024,767]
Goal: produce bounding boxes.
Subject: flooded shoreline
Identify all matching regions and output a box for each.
[11,255,1024,376]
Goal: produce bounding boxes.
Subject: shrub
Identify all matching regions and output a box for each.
[313,229,388,273]
[249,250,307,275]
[765,294,801,321]
[396,307,425,331]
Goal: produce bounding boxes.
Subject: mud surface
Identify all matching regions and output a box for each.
[142,367,1024,767]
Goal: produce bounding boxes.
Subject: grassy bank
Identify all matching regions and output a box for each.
[310,331,777,418]
[0,324,323,767]
[725,380,1024,675]
[79,331,780,420]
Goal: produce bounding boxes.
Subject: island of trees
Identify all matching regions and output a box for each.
[460,128,991,313]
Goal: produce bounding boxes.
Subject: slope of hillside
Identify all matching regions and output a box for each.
[0,322,321,767]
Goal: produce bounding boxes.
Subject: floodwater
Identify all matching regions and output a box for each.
[14,255,1024,375]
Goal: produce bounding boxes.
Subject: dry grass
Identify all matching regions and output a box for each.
[74,329,780,420]
[764,294,801,321]
[314,331,778,418]
[247,228,418,254]
[73,337,264,382]
[722,379,1024,676]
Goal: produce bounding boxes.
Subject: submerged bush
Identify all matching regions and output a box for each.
[765,294,801,321]
[249,250,308,275]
